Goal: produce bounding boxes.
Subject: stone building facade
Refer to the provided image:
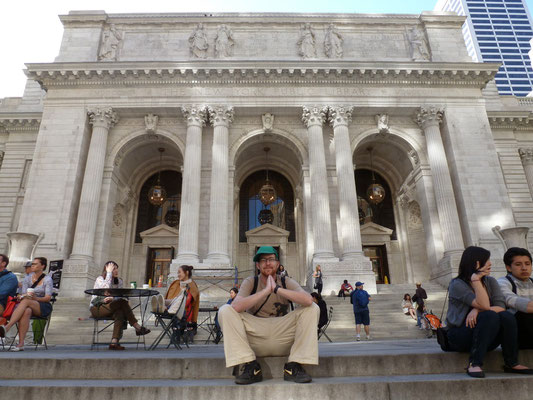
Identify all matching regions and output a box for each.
[0,10,530,297]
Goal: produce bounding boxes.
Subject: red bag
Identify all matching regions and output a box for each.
[2,296,19,319]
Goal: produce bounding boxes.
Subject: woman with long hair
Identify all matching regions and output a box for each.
[313,265,323,295]
[445,246,533,377]
[90,261,150,350]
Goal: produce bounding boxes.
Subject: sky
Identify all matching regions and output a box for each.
[1,0,533,98]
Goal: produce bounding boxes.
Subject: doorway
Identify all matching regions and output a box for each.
[146,247,174,287]
[363,245,390,284]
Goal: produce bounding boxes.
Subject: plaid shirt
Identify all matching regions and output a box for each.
[497,274,533,314]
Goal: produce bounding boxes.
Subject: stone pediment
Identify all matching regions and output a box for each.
[360,222,393,236]
[139,224,179,238]
[245,223,289,238]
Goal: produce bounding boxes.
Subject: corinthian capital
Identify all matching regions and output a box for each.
[519,148,533,165]
[302,106,327,128]
[415,105,444,129]
[88,107,119,129]
[208,105,234,127]
[182,106,207,127]
[328,106,354,128]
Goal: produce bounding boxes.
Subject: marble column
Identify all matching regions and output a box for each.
[206,105,234,264]
[416,106,464,253]
[519,148,533,201]
[329,106,363,260]
[302,106,336,260]
[70,107,118,260]
[176,106,207,264]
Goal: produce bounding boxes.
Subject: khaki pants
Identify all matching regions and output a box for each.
[90,298,138,339]
[218,303,320,368]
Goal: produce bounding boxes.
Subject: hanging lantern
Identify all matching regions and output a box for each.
[164,203,180,227]
[258,209,274,225]
[367,183,386,205]
[259,147,277,206]
[366,147,386,205]
[148,148,167,206]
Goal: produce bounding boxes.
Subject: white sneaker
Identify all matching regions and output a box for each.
[366,335,371,341]
[151,294,165,313]
[356,335,361,341]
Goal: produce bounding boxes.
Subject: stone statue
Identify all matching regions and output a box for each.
[262,113,274,132]
[297,23,316,59]
[324,24,343,59]
[215,24,234,58]
[189,23,209,59]
[406,26,430,61]
[375,114,390,134]
[98,25,122,61]
[0,150,4,169]
[145,114,159,134]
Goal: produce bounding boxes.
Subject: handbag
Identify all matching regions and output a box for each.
[436,287,451,351]
[2,296,19,319]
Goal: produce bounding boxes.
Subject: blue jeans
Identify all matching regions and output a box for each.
[416,309,424,327]
[447,310,518,367]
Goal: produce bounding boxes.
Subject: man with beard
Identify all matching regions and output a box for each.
[218,246,319,385]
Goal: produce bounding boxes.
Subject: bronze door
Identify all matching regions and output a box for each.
[363,245,390,284]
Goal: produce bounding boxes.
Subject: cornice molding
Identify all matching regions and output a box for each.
[0,114,42,132]
[25,61,499,91]
[487,112,533,130]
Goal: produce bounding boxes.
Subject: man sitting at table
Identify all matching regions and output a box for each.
[218,246,319,385]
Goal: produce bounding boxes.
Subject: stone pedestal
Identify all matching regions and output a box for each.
[492,225,530,251]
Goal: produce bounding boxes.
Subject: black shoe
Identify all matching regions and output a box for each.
[283,362,312,383]
[503,365,533,375]
[234,360,263,385]
[214,331,222,344]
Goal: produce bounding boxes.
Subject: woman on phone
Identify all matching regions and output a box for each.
[90,261,150,350]
[445,246,533,377]
[0,257,53,351]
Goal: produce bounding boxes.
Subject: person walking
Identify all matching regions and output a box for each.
[350,281,371,341]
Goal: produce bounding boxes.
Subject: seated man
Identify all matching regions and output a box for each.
[338,280,354,298]
[497,247,533,349]
[0,254,18,315]
[218,246,319,385]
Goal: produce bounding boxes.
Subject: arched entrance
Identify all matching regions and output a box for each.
[353,131,432,284]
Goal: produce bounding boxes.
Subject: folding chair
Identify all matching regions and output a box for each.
[5,292,58,350]
[148,312,185,350]
[318,306,333,343]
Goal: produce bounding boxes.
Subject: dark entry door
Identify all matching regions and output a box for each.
[363,245,390,284]
[146,247,174,287]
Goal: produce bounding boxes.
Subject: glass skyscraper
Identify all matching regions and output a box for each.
[435,0,533,96]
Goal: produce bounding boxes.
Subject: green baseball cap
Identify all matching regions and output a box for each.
[253,246,279,262]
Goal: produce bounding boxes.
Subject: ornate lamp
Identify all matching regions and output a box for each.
[164,199,180,227]
[258,209,274,225]
[366,147,386,205]
[259,147,277,206]
[148,148,167,207]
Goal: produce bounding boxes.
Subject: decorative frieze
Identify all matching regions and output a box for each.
[298,24,317,59]
[324,24,343,59]
[189,24,209,59]
[406,26,430,61]
[98,25,122,61]
[215,25,234,58]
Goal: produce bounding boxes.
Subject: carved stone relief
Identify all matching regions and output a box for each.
[406,26,430,61]
[0,150,4,170]
[297,24,316,59]
[215,25,234,58]
[113,204,123,227]
[375,114,390,134]
[262,113,274,132]
[189,23,209,59]
[98,25,122,61]
[408,201,423,230]
[408,149,420,166]
[519,148,533,165]
[324,24,343,59]
[144,114,159,134]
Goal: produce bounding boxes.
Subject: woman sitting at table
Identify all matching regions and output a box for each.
[90,261,150,351]
[153,265,200,331]
[0,257,53,351]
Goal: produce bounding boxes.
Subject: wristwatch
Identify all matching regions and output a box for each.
[274,285,281,294]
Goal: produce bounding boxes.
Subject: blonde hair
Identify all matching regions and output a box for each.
[315,265,321,271]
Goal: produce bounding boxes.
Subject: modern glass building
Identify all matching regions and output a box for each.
[435,0,533,96]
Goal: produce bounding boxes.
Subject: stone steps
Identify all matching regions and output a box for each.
[1,341,533,400]
[2,375,532,400]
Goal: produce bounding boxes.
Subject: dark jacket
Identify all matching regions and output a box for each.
[0,269,18,307]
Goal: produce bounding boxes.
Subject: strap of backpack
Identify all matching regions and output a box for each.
[251,275,259,295]
[439,286,449,323]
[506,275,517,294]
[281,275,294,311]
